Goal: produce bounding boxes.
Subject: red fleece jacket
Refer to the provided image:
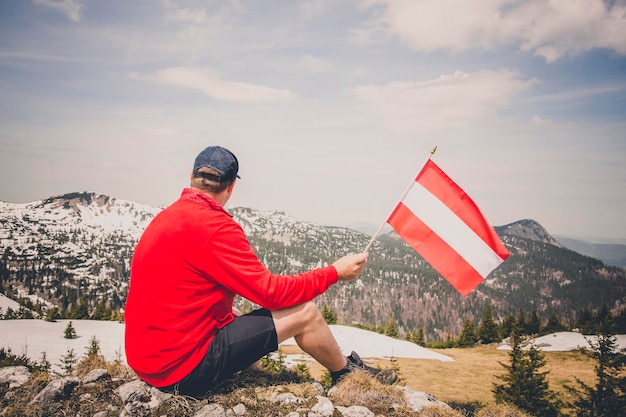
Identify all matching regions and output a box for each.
[124,188,338,387]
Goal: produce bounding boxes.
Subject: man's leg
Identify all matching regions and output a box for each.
[271,301,348,372]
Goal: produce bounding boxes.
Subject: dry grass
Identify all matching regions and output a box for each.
[330,369,405,409]
[280,344,597,408]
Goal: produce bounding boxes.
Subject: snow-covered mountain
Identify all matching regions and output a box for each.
[1,192,625,340]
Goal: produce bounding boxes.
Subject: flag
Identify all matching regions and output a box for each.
[387,159,509,296]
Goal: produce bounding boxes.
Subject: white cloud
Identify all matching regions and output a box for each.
[356,0,626,61]
[351,69,535,131]
[130,66,296,103]
[531,115,554,126]
[300,0,332,17]
[34,0,84,22]
[298,54,332,73]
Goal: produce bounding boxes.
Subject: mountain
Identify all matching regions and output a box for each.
[554,236,626,269]
[494,219,562,247]
[1,192,625,341]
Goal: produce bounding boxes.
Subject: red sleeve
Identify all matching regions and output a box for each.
[199,220,338,310]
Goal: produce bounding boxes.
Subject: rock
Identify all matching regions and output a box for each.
[336,405,375,417]
[227,403,246,416]
[29,377,81,404]
[399,386,451,412]
[310,395,335,417]
[0,366,30,388]
[271,392,303,405]
[117,379,151,403]
[82,368,110,384]
[116,379,172,416]
[194,403,226,417]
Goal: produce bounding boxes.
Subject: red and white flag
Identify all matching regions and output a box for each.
[387,159,509,296]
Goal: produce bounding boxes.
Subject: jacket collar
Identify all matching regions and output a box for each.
[180,188,233,217]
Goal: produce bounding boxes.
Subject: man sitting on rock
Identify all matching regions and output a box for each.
[124,146,397,397]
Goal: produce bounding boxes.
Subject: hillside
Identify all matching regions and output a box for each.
[1,192,626,341]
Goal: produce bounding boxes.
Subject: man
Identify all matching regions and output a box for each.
[125,146,396,397]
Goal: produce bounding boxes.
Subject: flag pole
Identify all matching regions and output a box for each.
[362,145,437,253]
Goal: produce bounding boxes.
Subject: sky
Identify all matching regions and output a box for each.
[1,0,625,240]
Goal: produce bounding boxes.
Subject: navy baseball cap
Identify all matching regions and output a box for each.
[193,146,240,182]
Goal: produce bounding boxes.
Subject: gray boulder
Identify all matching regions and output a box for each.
[0,366,30,388]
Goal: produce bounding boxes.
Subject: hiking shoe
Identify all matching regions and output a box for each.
[330,351,398,385]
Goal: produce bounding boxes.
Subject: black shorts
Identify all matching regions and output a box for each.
[161,308,278,397]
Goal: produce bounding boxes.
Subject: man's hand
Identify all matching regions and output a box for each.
[332,252,369,281]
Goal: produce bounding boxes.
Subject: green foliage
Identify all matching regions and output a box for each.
[260,352,286,374]
[0,347,34,369]
[293,362,311,380]
[85,336,101,359]
[35,351,51,373]
[383,313,399,338]
[321,304,337,325]
[457,318,477,348]
[64,321,77,339]
[478,305,501,344]
[57,348,78,376]
[45,307,59,322]
[493,327,562,417]
[567,328,626,416]
[405,326,425,346]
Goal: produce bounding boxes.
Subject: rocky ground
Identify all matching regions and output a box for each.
[0,364,460,417]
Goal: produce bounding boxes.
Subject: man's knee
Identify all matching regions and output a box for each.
[298,301,324,325]
[271,301,325,342]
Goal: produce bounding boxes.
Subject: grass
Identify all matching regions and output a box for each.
[281,344,597,407]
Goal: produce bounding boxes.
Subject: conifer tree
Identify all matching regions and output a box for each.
[500,313,516,339]
[57,348,78,376]
[321,304,337,325]
[64,321,77,339]
[478,305,501,344]
[86,335,101,359]
[493,326,562,417]
[568,328,626,416]
[527,310,542,335]
[384,313,399,338]
[457,318,478,347]
[414,326,425,346]
[45,307,59,322]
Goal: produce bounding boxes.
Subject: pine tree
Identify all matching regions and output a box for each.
[478,305,501,344]
[527,310,542,335]
[414,326,425,346]
[321,305,337,325]
[384,313,399,338]
[45,307,59,322]
[57,348,78,376]
[457,318,477,348]
[36,351,51,373]
[500,313,516,339]
[493,326,562,417]
[64,321,77,339]
[86,335,101,359]
[568,328,626,416]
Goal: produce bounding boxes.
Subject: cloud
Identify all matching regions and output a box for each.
[351,69,534,131]
[531,115,554,126]
[129,66,296,103]
[33,0,84,22]
[298,54,332,73]
[355,0,626,61]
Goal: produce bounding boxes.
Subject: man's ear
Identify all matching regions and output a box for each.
[227,180,236,193]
